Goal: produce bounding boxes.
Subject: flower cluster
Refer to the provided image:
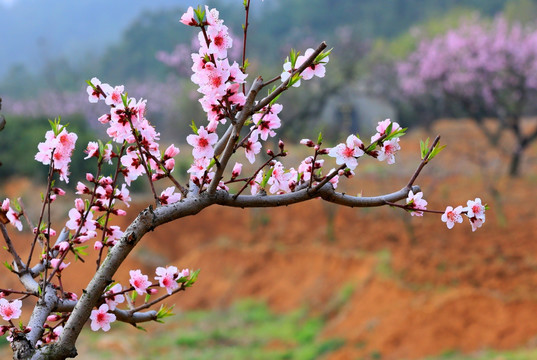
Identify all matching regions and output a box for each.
[442,198,486,231]
[87,267,195,332]
[86,77,182,188]
[35,121,78,183]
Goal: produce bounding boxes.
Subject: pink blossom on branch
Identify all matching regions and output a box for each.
[328,134,364,170]
[129,269,152,295]
[0,299,22,321]
[89,304,116,332]
[441,206,464,229]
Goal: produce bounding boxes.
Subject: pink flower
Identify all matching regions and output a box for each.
[180,6,198,26]
[104,85,125,106]
[441,206,464,229]
[187,126,218,159]
[5,207,22,231]
[371,119,401,143]
[466,198,486,221]
[0,298,22,321]
[159,187,182,205]
[406,190,428,216]
[90,304,116,332]
[105,284,125,311]
[179,269,191,278]
[207,24,233,59]
[1,199,9,212]
[377,139,401,165]
[155,266,179,295]
[281,61,300,87]
[297,48,329,80]
[50,259,70,272]
[469,218,484,232]
[244,135,262,164]
[231,162,242,179]
[84,141,99,160]
[129,269,152,295]
[249,171,264,195]
[328,134,364,170]
[164,144,180,159]
[251,104,282,141]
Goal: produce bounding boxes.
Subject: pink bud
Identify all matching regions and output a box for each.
[86,173,95,182]
[53,187,66,196]
[47,314,60,322]
[267,149,275,156]
[94,241,103,251]
[231,162,242,178]
[278,140,285,150]
[180,268,190,278]
[74,198,85,212]
[300,139,314,147]
[1,199,9,212]
[164,144,180,159]
[113,209,127,216]
[149,288,158,295]
[164,158,175,171]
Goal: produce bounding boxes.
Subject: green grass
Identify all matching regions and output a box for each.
[423,348,537,360]
[75,299,344,360]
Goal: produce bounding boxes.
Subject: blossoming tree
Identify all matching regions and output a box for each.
[398,16,537,176]
[0,3,486,359]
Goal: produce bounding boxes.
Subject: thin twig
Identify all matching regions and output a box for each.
[406,135,440,189]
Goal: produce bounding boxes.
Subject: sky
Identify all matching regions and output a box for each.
[0,0,185,77]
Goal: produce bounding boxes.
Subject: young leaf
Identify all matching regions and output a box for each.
[190,120,199,135]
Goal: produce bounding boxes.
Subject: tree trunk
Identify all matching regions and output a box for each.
[508,144,523,177]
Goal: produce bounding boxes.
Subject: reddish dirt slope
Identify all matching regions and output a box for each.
[3,119,537,359]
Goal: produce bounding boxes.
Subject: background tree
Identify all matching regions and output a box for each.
[398,16,537,176]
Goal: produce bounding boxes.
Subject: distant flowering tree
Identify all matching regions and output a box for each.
[0,3,486,359]
[398,16,537,176]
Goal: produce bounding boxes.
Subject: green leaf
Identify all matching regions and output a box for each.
[144,293,151,303]
[194,6,205,24]
[260,168,273,188]
[131,291,138,302]
[243,58,250,70]
[74,245,88,257]
[420,138,430,160]
[427,144,446,161]
[314,48,332,63]
[156,304,175,320]
[287,73,302,88]
[121,93,129,108]
[289,49,299,67]
[384,128,407,141]
[190,120,198,135]
[207,158,216,171]
[317,132,323,145]
[136,325,147,332]
[85,79,97,89]
[3,261,13,272]
[185,269,201,287]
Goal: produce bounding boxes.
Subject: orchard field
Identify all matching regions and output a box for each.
[1,118,536,360]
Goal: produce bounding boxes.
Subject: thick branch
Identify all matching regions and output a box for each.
[216,183,420,208]
[207,77,264,194]
[47,196,212,359]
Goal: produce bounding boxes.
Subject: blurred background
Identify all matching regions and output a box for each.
[1,0,537,359]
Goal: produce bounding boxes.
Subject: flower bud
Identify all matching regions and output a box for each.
[278,140,285,151]
[267,149,275,157]
[300,139,314,147]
